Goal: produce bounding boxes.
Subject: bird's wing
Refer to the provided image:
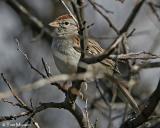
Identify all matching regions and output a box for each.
[72,35,103,54]
[72,36,119,73]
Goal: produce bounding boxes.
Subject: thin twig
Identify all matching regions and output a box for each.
[71,0,87,59]
[15,38,46,78]
[59,0,78,24]
[95,80,110,107]
[131,61,160,73]
[109,52,160,60]
[31,118,40,128]
[16,38,67,93]
[148,2,160,21]
[92,1,114,14]
[88,0,119,35]
[120,0,146,33]
[0,111,30,122]
[41,58,52,77]
[95,80,113,128]
[1,73,31,111]
[2,99,22,107]
[139,62,160,69]
[0,71,104,100]
[6,0,53,40]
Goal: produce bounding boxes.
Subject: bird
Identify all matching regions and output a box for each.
[49,14,139,112]
[49,14,119,75]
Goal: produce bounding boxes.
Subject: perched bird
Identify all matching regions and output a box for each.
[49,14,139,112]
[49,14,118,75]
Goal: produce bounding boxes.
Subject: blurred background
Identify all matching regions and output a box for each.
[0,0,160,128]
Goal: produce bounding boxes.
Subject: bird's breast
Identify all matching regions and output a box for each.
[51,38,81,73]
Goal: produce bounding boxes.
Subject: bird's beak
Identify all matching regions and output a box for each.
[49,21,59,28]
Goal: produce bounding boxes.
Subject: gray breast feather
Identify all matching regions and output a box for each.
[51,39,81,73]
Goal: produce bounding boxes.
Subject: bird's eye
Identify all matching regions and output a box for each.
[64,21,69,25]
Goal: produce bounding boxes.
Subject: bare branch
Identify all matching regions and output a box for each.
[92,1,114,14]
[139,62,160,69]
[120,78,160,128]
[0,111,30,122]
[1,73,31,111]
[5,0,53,40]
[16,38,67,93]
[0,71,104,100]
[15,38,46,78]
[120,0,146,33]
[109,52,160,60]
[88,0,119,35]
[41,58,52,77]
[148,2,160,21]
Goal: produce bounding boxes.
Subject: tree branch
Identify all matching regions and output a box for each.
[5,0,53,40]
[120,78,160,128]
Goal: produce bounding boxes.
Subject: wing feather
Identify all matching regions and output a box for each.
[72,36,119,73]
